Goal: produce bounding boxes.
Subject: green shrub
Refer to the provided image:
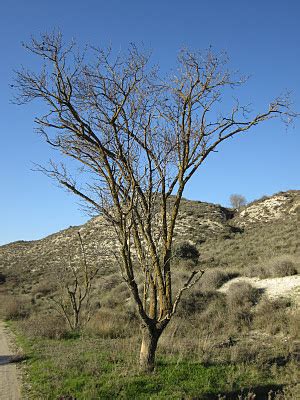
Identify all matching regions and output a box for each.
[174,242,200,261]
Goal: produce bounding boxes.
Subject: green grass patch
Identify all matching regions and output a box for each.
[14,332,290,400]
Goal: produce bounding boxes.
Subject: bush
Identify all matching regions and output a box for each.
[100,283,129,308]
[199,269,239,292]
[32,281,57,297]
[273,384,300,400]
[174,242,200,261]
[226,282,261,330]
[270,257,298,277]
[2,296,31,320]
[85,309,137,338]
[254,297,293,335]
[178,290,222,316]
[247,256,298,278]
[227,282,261,308]
[247,263,268,278]
[197,294,228,333]
[19,314,69,339]
[230,343,261,364]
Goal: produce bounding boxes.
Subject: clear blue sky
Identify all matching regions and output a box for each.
[1,0,299,245]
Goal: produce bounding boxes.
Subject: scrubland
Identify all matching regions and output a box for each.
[0,191,299,399]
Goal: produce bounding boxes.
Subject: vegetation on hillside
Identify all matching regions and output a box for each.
[0,191,299,398]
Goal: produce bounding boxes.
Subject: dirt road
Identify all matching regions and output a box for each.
[0,321,21,400]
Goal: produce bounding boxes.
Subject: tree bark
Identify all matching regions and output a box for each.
[139,325,161,373]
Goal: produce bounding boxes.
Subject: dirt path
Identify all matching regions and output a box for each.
[0,322,21,400]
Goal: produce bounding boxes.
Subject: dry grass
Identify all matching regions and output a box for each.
[84,309,139,339]
[274,383,300,400]
[19,314,69,339]
[1,295,31,320]
[227,282,261,308]
[32,281,57,297]
[199,268,239,292]
[247,255,298,278]
[225,282,261,330]
[254,297,299,337]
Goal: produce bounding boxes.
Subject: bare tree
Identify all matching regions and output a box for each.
[51,232,99,331]
[230,194,247,210]
[14,32,296,371]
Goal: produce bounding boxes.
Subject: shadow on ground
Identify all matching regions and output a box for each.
[0,354,27,365]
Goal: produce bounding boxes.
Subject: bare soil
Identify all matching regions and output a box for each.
[219,275,300,304]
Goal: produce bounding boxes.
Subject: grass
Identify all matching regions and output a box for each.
[13,330,294,400]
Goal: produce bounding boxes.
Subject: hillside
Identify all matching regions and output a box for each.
[1,190,299,399]
[0,190,299,294]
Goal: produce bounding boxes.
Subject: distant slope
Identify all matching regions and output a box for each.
[0,191,299,288]
[200,190,300,270]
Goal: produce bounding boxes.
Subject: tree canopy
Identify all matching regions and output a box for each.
[14,31,296,371]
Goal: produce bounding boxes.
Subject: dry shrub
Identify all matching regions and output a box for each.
[254,297,296,336]
[199,269,239,292]
[274,384,300,400]
[270,257,298,277]
[85,309,138,338]
[32,281,56,297]
[2,296,31,320]
[197,294,228,333]
[176,258,199,272]
[227,282,261,308]
[248,256,298,278]
[230,343,262,364]
[100,283,129,309]
[100,273,123,291]
[226,282,261,330]
[178,290,222,316]
[19,314,69,339]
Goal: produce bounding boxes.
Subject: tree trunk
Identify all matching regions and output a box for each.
[139,325,160,373]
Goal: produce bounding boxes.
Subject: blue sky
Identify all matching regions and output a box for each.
[1,0,299,245]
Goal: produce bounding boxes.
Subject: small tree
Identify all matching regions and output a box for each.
[230,194,247,210]
[51,232,99,331]
[14,32,295,371]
